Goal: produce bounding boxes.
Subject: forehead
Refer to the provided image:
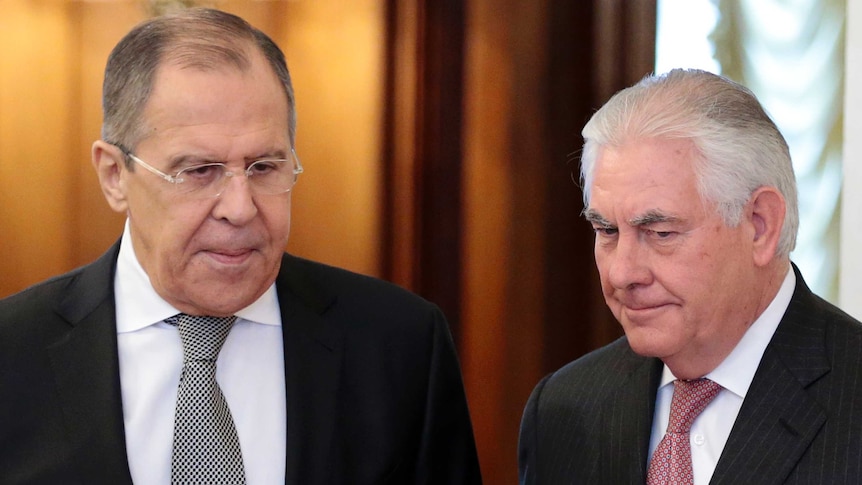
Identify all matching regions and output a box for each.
[588,138,705,222]
[137,52,289,156]
[149,52,286,114]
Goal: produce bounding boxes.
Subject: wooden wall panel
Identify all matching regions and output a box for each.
[461,0,522,480]
[0,0,386,298]
[449,0,653,480]
[2,1,656,482]
[72,3,141,266]
[381,0,420,289]
[267,0,385,277]
[0,1,77,296]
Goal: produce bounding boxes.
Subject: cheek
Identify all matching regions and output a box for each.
[157,206,215,260]
[593,251,616,290]
[259,200,292,248]
[593,245,607,271]
[593,256,607,281]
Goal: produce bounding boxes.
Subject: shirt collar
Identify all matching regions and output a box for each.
[658,265,796,397]
[114,220,282,333]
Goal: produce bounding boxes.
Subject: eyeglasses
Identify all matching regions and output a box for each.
[115,144,304,198]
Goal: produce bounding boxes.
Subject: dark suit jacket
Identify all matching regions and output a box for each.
[0,242,481,484]
[519,265,862,484]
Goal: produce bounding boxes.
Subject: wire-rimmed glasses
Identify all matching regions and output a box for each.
[114,144,304,198]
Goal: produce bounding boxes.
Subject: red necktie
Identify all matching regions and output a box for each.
[646,378,723,485]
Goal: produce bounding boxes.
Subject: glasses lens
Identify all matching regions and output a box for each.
[175,164,227,196]
[172,154,301,198]
[247,159,300,195]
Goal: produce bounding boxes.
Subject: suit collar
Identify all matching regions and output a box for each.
[760,264,831,386]
[604,266,830,484]
[48,240,134,483]
[711,264,829,484]
[45,247,348,484]
[276,254,344,484]
[598,344,663,483]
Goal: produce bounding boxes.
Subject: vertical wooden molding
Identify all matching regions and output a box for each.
[416,0,466,337]
[382,0,466,338]
[382,0,656,481]
[593,0,657,103]
[461,0,521,479]
[382,0,420,290]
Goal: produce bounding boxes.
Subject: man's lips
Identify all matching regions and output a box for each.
[202,248,255,264]
[617,302,678,324]
[624,302,670,311]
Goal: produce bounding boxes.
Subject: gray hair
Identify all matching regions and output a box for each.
[580,68,798,258]
[101,7,296,158]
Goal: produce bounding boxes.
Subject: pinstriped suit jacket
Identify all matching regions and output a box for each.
[519,265,862,484]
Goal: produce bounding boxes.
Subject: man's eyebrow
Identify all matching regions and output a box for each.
[166,154,215,171]
[583,208,613,227]
[165,149,289,170]
[583,208,680,227]
[629,210,679,227]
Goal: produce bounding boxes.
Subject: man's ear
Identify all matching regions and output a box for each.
[92,140,129,214]
[748,186,786,267]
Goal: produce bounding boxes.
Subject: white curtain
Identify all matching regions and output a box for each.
[711,0,845,302]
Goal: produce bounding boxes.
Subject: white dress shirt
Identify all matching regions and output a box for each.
[114,221,287,484]
[648,266,796,485]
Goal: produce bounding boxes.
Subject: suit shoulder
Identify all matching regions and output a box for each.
[785,284,862,356]
[0,242,116,325]
[548,337,642,384]
[279,254,444,338]
[0,265,100,355]
[814,295,862,364]
[0,266,86,320]
[282,254,433,307]
[531,336,653,412]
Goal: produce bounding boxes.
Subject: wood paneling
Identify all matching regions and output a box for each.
[0,0,386,298]
[382,1,654,481]
[1,0,655,481]
[1,1,79,296]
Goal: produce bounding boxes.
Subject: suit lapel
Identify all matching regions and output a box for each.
[47,242,133,483]
[41,246,346,484]
[600,350,663,484]
[711,268,829,485]
[277,255,344,485]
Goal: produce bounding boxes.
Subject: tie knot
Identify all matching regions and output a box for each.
[667,378,723,433]
[167,313,237,361]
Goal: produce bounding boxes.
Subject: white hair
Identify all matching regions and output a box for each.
[580,68,798,258]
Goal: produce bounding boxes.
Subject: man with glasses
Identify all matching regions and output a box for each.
[0,8,481,484]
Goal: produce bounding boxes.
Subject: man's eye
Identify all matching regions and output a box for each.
[594,227,618,236]
[180,164,222,180]
[646,229,675,239]
[249,161,280,174]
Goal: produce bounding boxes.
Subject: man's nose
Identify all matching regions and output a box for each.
[212,173,258,224]
[605,232,651,289]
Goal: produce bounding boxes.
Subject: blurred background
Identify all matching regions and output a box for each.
[2,0,860,482]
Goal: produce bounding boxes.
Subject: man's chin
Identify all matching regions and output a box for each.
[175,293,260,316]
[166,277,273,316]
[623,327,675,359]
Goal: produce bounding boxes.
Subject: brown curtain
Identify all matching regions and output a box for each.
[381,0,656,481]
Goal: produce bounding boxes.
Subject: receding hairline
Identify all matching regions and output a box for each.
[137,46,292,141]
[101,7,297,150]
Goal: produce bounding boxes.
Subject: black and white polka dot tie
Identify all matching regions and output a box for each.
[167,313,246,485]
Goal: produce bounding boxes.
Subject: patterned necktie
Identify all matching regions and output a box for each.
[167,313,246,485]
[646,378,723,485]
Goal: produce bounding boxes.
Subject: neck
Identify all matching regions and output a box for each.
[665,259,791,380]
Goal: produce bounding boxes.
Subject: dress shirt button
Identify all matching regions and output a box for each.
[693,434,705,446]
